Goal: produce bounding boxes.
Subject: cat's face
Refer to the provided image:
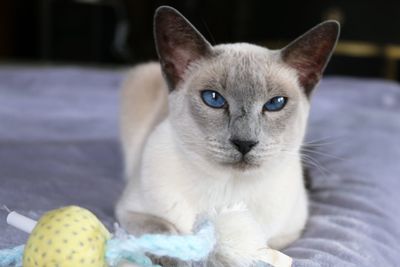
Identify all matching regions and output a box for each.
[169,45,309,169]
[154,6,339,170]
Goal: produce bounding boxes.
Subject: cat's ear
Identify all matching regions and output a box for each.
[281,21,340,96]
[154,6,212,90]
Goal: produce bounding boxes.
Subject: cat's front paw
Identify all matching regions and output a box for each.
[208,203,292,267]
[208,203,269,266]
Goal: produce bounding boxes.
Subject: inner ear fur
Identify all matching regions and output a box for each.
[154,6,212,90]
[281,21,340,96]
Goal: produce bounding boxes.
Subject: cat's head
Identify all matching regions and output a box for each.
[154,6,339,170]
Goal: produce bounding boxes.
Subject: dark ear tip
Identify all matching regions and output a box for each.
[155,5,180,18]
[320,20,341,36]
[322,20,340,27]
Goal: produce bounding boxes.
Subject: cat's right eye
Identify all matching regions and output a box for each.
[201,90,226,108]
[263,96,287,112]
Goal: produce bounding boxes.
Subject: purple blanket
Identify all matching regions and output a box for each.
[0,66,399,266]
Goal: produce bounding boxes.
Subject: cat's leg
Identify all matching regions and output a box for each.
[209,203,293,267]
[117,211,179,235]
[117,210,192,267]
[209,204,271,266]
[268,231,302,250]
[268,189,308,250]
[116,181,197,267]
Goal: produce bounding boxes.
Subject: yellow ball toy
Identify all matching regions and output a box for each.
[23,206,110,267]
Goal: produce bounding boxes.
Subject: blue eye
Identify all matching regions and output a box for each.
[201,90,226,108]
[263,96,287,112]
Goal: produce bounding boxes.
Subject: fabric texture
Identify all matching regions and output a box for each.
[0,66,399,267]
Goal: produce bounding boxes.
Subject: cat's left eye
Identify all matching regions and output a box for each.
[201,90,226,108]
[263,96,287,112]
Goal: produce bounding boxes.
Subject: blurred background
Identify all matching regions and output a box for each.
[2,0,400,80]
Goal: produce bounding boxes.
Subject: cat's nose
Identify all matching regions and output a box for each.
[230,139,258,155]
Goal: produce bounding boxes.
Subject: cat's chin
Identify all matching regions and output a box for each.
[222,158,261,171]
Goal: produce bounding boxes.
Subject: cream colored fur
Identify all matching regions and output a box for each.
[116,58,308,266]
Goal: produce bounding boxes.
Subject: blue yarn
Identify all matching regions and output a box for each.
[106,219,215,267]
[0,220,215,267]
[0,245,24,267]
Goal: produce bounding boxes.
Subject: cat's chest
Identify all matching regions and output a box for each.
[184,171,276,214]
[177,166,301,228]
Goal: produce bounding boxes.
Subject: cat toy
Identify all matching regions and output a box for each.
[0,205,293,267]
[0,206,215,267]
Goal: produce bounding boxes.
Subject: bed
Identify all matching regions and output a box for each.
[0,65,399,266]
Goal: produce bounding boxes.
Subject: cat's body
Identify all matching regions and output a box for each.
[117,58,308,245]
[116,6,339,267]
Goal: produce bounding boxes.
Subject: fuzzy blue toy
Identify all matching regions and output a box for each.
[106,219,216,266]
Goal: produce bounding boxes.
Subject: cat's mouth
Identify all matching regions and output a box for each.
[223,156,261,170]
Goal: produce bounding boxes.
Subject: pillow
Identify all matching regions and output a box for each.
[286,77,400,266]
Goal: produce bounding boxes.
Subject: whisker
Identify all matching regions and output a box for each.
[300,153,331,178]
[300,147,346,161]
[280,149,331,179]
[303,134,346,147]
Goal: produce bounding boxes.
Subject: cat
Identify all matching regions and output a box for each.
[116,6,339,267]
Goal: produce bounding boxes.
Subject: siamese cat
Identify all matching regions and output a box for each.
[116,6,339,267]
